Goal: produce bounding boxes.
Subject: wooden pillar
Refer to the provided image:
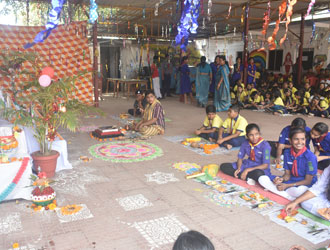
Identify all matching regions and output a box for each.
[93,21,99,107]
[297,13,305,86]
[243,3,250,86]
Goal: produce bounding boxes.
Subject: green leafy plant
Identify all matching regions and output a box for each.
[0,51,101,155]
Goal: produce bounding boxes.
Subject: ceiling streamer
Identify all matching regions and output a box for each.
[280,0,297,46]
[267,0,286,50]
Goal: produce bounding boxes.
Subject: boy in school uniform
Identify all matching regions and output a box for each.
[195,105,223,142]
[310,122,330,170]
[216,105,248,149]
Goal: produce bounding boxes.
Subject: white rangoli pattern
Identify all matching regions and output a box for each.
[145,171,179,185]
[116,194,153,211]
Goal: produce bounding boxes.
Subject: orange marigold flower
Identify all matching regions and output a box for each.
[12,243,19,248]
[49,203,57,210]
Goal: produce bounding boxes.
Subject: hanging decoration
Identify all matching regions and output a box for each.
[226,2,232,19]
[175,0,201,51]
[89,0,98,24]
[165,25,168,37]
[128,21,130,29]
[214,22,217,35]
[207,0,212,21]
[261,2,271,39]
[110,7,113,19]
[162,25,164,37]
[233,26,236,36]
[267,0,286,50]
[310,20,316,44]
[305,0,316,18]
[24,0,65,49]
[241,6,245,25]
[202,17,206,29]
[280,0,297,46]
[135,24,139,37]
[143,7,146,18]
[155,3,159,16]
[176,0,180,13]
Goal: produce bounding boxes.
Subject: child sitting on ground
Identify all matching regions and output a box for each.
[216,105,248,149]
[310,122,330,170]
[264,89,288,115]
[259,127,317,200]
[128,89,147,117]
[244,91,263,110]
[220,123,272,183]
[195,105,223,142]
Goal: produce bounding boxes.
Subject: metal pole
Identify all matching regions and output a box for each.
[93,21,99,107]
[243,2,250,86]
[297,13,305,86]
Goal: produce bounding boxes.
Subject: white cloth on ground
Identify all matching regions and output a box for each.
[258,175,295,200]
[24,127,72,172]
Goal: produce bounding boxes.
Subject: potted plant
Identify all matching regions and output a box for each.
[0,51,99,177]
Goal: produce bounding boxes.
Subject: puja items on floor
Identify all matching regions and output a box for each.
[30,172,56,211]
[90,125,126,141]
[277,208,299,223]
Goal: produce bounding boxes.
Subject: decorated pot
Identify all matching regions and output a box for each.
[31,186,56,207]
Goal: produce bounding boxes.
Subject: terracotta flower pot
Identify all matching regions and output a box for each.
[31,150,60,178]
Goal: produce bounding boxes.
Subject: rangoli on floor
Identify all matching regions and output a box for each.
[131,214,189,248]
[0,212,22,235]
[88,141,163,163]
[116,194,153,211]
[55,204,93,223]
[145,171,179,185]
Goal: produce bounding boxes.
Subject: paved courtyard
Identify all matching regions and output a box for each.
[0,95,329,250]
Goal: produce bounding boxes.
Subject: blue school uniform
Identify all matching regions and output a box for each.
[312,132,330,157]
[232,139,273,178]
[247,64,257,87]
[278,125,311,149]
[283,148,317,187]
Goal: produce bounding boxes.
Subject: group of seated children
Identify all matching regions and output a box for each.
[195,104,248,149]
[231,77,330,118]
[195,107,330,221]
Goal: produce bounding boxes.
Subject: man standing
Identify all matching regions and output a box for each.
[161,54,173,98]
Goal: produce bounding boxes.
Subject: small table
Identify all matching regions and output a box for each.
[107,78,148,98]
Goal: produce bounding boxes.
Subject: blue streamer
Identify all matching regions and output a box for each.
[89,0,98,24]
[175,0,200,51]
[24,0,66,49]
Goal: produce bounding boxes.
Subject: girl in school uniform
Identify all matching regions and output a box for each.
[292,90,309,114]
[259,128,318,200]
[286,165,330,221]
[220,123,273,183]
[310,122,330,170]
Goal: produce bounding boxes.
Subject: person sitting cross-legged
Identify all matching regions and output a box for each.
[134,90,165,136]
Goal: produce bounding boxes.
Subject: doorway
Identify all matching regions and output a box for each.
[100,46,120,93]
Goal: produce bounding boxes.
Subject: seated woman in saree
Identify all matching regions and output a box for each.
[214,55,231,112]
[134,90,165,136]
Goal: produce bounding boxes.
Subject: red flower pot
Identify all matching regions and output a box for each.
[31,150,60,178]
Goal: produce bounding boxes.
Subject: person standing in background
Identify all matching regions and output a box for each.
[196,56,212,107]
[151,56,162,99]
[161,54,173,98]
[247,57,257,88]
[232,57,243,87]
[179,56,193,104]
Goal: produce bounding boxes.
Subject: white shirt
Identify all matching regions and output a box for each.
[309,166,330,197]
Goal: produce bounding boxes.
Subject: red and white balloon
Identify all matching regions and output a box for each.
[39,67,54,87]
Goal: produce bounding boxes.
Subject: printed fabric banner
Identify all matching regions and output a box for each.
[0,21,93,104]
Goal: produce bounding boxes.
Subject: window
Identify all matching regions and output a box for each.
[268,50,283,71]
[302,50,314,71]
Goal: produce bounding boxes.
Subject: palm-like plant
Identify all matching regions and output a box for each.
[0,51,99,155]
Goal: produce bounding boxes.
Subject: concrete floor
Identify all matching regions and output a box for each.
[0,95,329,250]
